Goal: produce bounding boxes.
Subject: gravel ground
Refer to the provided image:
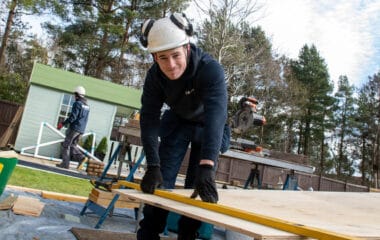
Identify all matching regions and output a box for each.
[0,156,240,240]
[0,187,138,240]
[0,186,229,240]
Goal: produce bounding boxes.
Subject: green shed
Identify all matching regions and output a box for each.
[15,63,142,163]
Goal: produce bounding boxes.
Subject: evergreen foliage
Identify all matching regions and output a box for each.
[356,72,380,185]
[1,0,380,186]
[0,71,28,103]
[290,44,333,157]
[331,76,357,177]
[95,137,108,161]
[82,134,95,153]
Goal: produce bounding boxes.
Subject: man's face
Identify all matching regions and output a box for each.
[154,46,188,80]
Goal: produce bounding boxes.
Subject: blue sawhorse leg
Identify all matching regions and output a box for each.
[79,144,122,228]
[80,194,120,229]
[80,144,145,229]
[125,150,145,182]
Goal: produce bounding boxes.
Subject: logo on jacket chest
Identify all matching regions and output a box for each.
[185,88,195,95]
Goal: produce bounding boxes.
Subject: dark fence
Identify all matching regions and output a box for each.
[0,100,23,148]
[213,155,369,192]
[119,119,369,193]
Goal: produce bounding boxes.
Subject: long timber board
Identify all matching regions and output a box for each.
[115,188,380,239]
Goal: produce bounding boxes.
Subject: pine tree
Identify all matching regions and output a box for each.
[290,44,333,163]
[332,75,357,178]
[357,72,380,187]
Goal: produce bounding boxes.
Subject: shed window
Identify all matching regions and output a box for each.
[57,93,75,125]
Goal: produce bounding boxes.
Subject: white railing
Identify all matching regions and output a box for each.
[20,122,102,163]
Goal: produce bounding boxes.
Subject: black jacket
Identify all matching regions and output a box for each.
[140,44,227,166]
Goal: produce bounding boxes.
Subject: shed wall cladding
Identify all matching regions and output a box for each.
[84,99,116,159]
[15,85,116,159]
[15,85,62,157]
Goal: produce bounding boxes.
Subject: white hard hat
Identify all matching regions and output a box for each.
[140,13,193,53]
[74,86,86,96]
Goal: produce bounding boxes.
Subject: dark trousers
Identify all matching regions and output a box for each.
[244,169,261,189]
[137,124,203,240]
[60,128,85,168]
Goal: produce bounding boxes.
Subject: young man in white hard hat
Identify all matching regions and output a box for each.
[137,13,229,240]
[56,86,90,170]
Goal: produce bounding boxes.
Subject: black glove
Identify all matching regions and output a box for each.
[190,164,218,203]
[140,166,163,194]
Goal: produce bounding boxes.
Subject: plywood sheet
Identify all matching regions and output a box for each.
[115,189,380,239]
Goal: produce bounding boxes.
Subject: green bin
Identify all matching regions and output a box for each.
[0,151,18,196]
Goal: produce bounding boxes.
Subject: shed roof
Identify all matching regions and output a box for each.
[30,63,142,110]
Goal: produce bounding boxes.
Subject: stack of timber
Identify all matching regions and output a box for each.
[86,159,105,177]
[88,188,139,209]
[12,196,45,217]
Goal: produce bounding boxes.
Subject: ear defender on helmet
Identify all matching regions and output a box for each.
[140,19,155,47]
[170,13,194,36]
[140,13,194,52]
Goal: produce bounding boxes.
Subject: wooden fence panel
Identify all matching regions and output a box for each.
[0,100,23,147]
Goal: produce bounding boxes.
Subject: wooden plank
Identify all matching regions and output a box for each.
[7,185,43,195]
[12,196,45,217]
[91,188,132,201]
[0,194,18,210]
[115,188,380,240]
[70,227,175,240]
[70,227,138,240]
[88,193,139,209]
[41,190,88,203]
[0,106,23,147]
[0,150,18,158]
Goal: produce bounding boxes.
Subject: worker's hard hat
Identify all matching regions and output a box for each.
[74,86,86,96]
[140,13,194,53]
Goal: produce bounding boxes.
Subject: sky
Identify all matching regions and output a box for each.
[186,0,380,88]
[22,1,380,88]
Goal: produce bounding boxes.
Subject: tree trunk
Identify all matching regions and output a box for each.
[361,135,366,184]
[303,109,311,155]
[0,0,17,68]
[374,124,380,188]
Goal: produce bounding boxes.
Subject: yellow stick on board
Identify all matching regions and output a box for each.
[117,180,363,240]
